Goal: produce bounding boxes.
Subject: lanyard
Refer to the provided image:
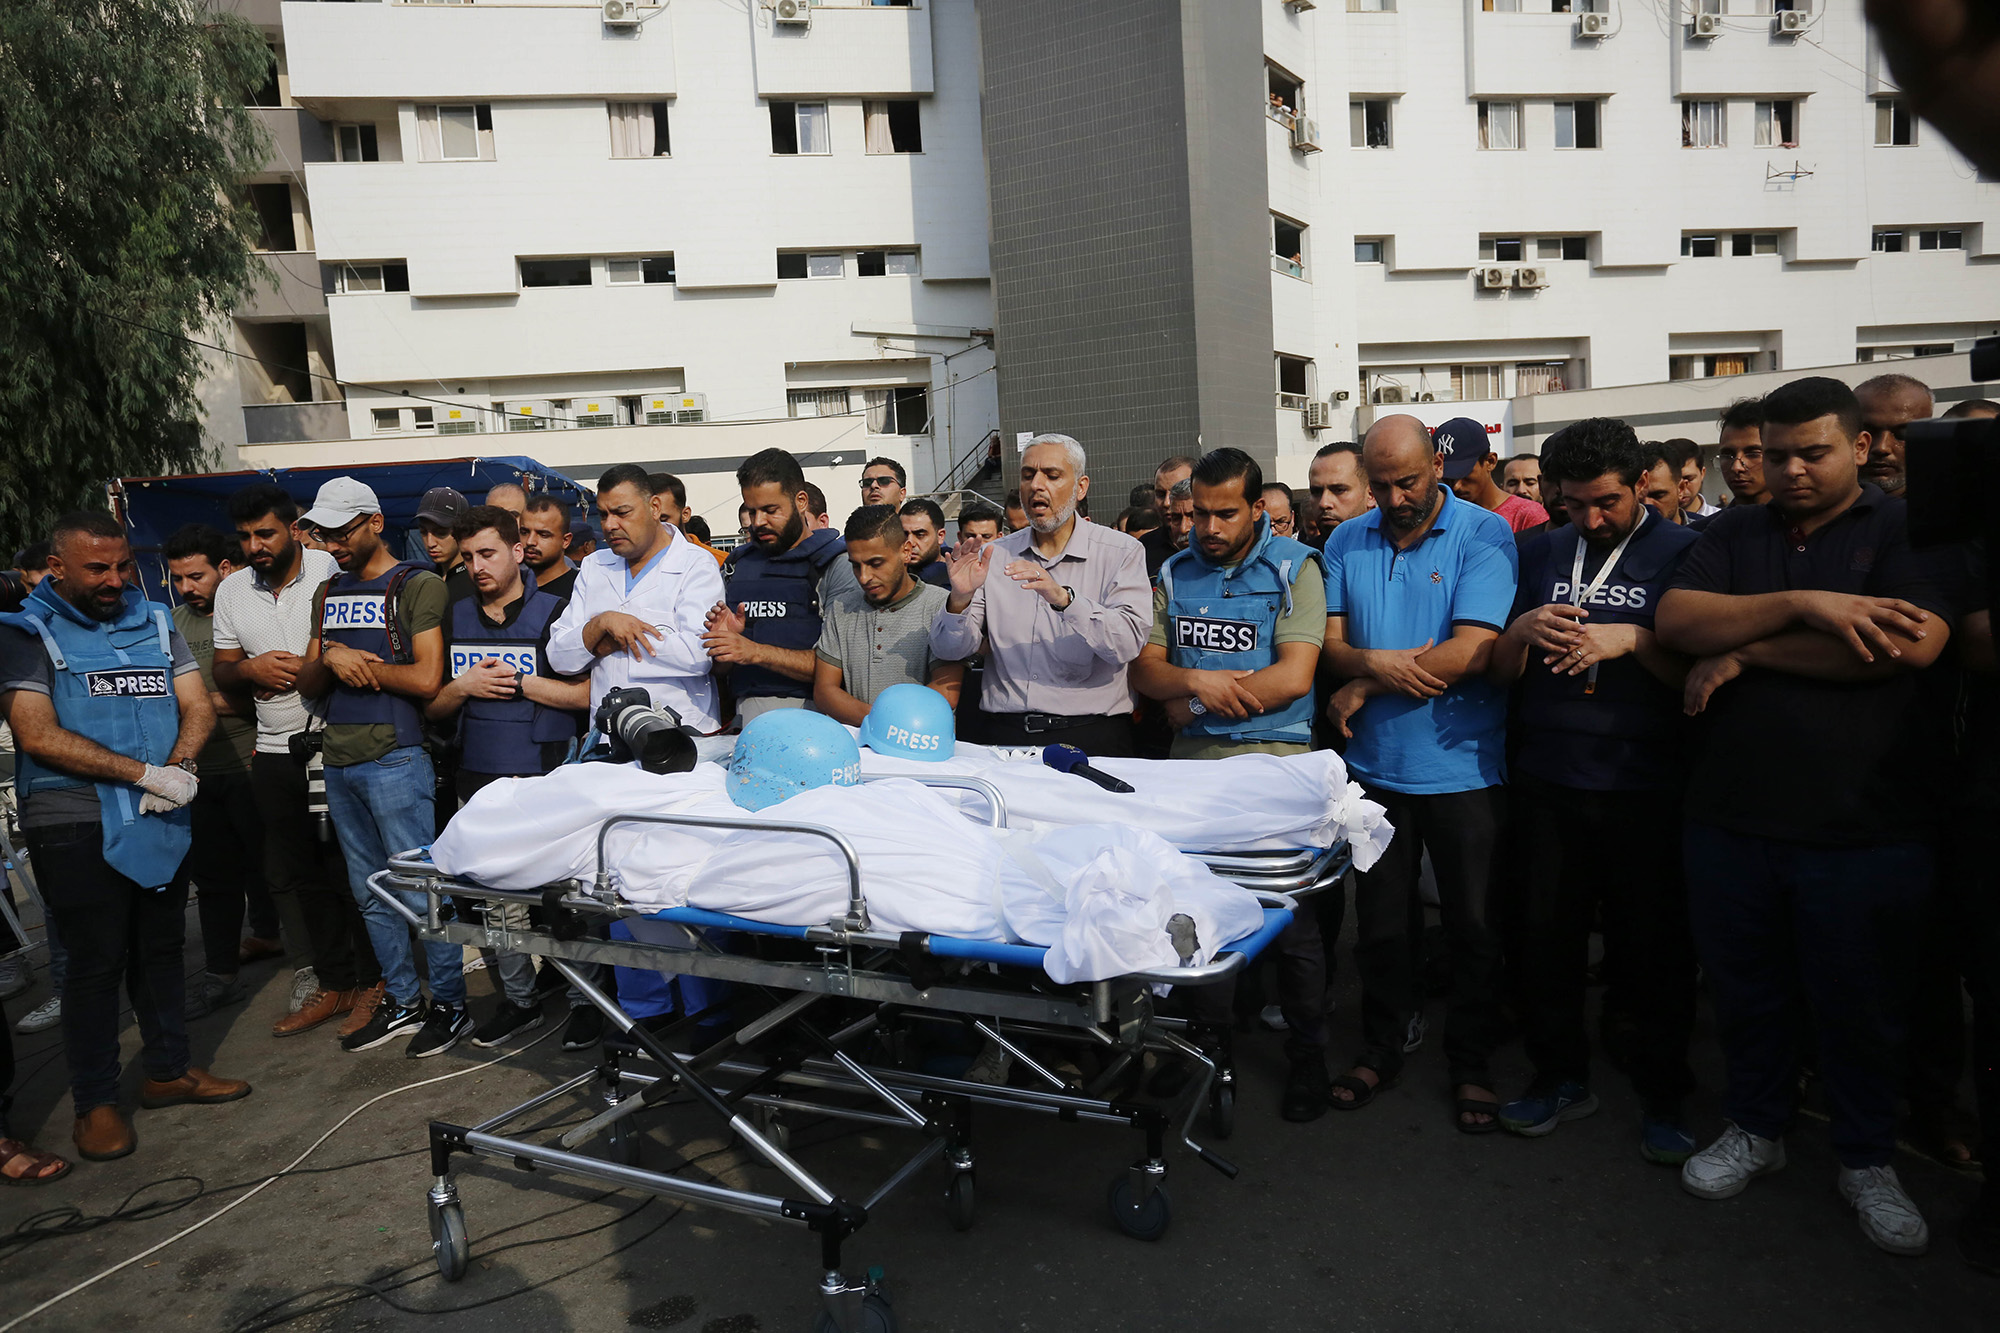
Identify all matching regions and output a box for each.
[1567,522,1640,694]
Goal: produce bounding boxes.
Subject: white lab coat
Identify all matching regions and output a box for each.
[546,531,725,733]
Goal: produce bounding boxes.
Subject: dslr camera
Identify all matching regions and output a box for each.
[593,686,699,775]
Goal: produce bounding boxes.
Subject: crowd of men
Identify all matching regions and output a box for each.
[0,379,1993,1277]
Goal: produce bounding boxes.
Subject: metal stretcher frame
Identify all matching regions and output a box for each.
[367,777,1342,1333]
[0,783,50,967]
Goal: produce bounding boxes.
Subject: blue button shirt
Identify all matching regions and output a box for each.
[1322,488,1517,795]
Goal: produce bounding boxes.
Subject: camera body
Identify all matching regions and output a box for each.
[593,686,699,775]
[0,569,26,615]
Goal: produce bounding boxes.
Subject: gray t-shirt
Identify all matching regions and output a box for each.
[814,581,955,708]
[0,617,198,828]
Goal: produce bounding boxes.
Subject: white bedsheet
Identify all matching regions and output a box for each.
[430,762,1269,983]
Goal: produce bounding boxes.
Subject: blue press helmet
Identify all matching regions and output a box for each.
[857,683,956,762]
[726,709,862,811]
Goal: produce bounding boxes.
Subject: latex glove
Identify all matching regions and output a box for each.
[137,764,198,813]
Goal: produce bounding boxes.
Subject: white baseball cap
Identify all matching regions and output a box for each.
[301,477,382,529]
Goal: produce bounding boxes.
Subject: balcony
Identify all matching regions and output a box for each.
[248,107,332,178]
[240,252,328,321]
[1272,254,1304,280]
[243,400,349,446]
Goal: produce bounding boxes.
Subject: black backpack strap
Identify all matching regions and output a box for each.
[381,566,418,664]
[309,575,339,647]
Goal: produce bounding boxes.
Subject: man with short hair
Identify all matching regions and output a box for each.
[1945,398,2000,421]
[484,483,528,517]
[12,544,49,593]
[164,524,281,1020]
[520,496,578,602]
[0,512,249,1161]
[650,473,727,567]
[1856,372,1936,498]
[294,479,465,1059]
[1639,444,1692,526]
[1308,441,1374,538]
[1658,376,1955,1255]
[932,434,1151,754]
[1502,454,1543,506]
[814,505,963,723]
[1321,415,1517,1131]
[213,483,382,1039]
[704,449,858,724]
[1003,491,1028,534]
[1436,418,1550,535]
[425,506,588,1048]
[859,458,908,510]
[899,498,950,587]
[802,482,832,531]
[1488,419,1702,1159]
[1164,480,1195,557]
[1711,399,1771,514]
[1262,483,1299,538]
[1140,456,1198,576]
[1132,449,1330,1119]
[1663,440,1718,519]
[415,487,474,603]
[957,506,1003,548]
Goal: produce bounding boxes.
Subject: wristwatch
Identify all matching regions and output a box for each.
[1186,697,1208,717]
[1058,586,1076,611]
[173,758,199,775]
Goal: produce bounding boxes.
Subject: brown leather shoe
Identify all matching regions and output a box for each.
[238,936,285,965]
[73,1106,135,1161]
[337,981,387,1039]
[273,987,355,1037]
[140,1068,252,1109]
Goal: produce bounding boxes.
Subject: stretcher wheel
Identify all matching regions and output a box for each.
[1106,1177,1172,1242]
[945,1172,976,1232]
[608,1116,642,1166]
[810,1293,898,1333]
[430,1201,470,1282]
[1208,1083,1236,1140]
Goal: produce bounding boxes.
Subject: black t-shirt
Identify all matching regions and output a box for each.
[1141,526,1175,580]
[1954,541,1999,812]
[537,565,577,604]
[1667,484,1958,845]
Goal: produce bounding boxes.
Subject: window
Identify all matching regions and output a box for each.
[1554,100,1599,150]
[1872,230,1906,253]
[788,388,851,419]
[1478,100,1521,151]
[372,408,400,433]
[520,258,591,288]
[770,100,830,155]
[1269,67,1305,125]
[1680,234,1720,258]
[1485,0,1522,11]
[1354,237,1385,264]
[1755,100,1797,148]
[1273,217,1306,277]
[1349,99,1391,148]
[856,250,919,277]
[864,101,922,154]
[1453,365,1502,401]
[412,407,434,432]
[1682,100,1724,148]
[252,45,282,108]
[1347,0,1397,10]
[417,103,493,162]
[1536,236,1589,261]
[1515,363,1568,396]
[1276,354,1312,410]
[249,184,296,252]
[1731,232,1780,255]
[1875,99,1915,146]
[608,256,677,285]
[331,262,410,294]
[1920,229,1965,250]
[335,124,379,163]
[778,252,844,279]
[1480,236,1524,262]
[1671,353,1755,380]
[609,102,671,158]
[865,387,930,435]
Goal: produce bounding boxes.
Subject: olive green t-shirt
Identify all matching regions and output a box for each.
[322,571,449,768]
[172,602,256,776]
[1148,555,1326,762]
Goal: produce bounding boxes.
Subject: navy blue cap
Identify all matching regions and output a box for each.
[1432,418,1495,480]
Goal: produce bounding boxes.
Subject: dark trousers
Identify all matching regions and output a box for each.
[1514,774,1697,1102]
[978,712,1134,758]
[1684,821,1931,1168]
[24,822,192,1113]
[188,770,277,976]
[0,993,13,1137]
[1352,784,1505,1087]
[1189,907,1328,1057]
[1904,852,1965,1117]
[252,751,380,993]
[1949,821,2000,1212]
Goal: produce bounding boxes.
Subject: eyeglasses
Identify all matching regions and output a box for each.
[310,515,370,545]
[860,475,897,490]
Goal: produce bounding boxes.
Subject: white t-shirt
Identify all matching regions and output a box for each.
[546,531,726,733]
[211,548,340,754]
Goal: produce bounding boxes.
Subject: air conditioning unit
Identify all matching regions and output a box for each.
[1374,385,1409,406]
[1777,8,1809,33]
[1303,400,1332,430]
[1478,266,1509,289]
[1578,11,1612,36]
[436,406,480,437]
[1514,266,1549,289]
[573,398,619,429]
[1691,11,1722,37]
[642,392,707,425]
[602,0,641,26]
[773,0,811,27]
[1289,117,1322,153]
[501,399,555,432]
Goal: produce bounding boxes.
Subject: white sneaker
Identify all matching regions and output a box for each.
[1681,1122,1786,1199]
[15,996,60,1033]
[1838,1164,1930,1256]
[1259,1005,1289,1032]
[0,955,32,1001]
[288,967,319,1014]
[963,1041,1013,1086]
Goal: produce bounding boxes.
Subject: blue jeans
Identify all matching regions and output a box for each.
[1684,821,1931,1168]
[326,746,464,1011]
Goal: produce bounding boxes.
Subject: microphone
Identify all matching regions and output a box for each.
[1042,743,1135,793]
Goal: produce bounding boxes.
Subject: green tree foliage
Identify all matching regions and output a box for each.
[0,0,271,552]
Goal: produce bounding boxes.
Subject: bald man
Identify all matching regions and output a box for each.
[1855,373,1934,497]
[484,483,528,517]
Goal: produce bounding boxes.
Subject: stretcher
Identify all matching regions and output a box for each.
[0,782,50,967]
[367,776,1347,1333]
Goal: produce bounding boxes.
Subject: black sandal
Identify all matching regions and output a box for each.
[1455,1093,1502,1135]
[1329,1063,1397,1111]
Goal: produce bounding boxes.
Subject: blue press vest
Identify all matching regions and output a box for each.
[320,562,425,751]
[447,570,581,776]
[722,528,844,700]
[1158,519,1322,746]
[0,582,191,887]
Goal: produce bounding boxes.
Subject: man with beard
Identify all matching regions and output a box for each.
[1856,372,1935,499]
[164,525,280,1020]
[213,484,382,1041]
[704,449,858,725]
[1488,420,1701,1161]
[0,512,248,1162]
[1320,415,1516,1132]
[899,498,950,587]
[1308,441,1375,540]
[813,505,963,722]
[1139,456,1197,577]
[931,434,1150,754]
[520,496,578,602]
[1502,454,1543,507]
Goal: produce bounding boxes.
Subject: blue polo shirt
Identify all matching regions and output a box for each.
[1323,488,1517,794]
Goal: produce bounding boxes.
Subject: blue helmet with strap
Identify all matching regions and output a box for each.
[726,708,862,811]
[857,683,955,762]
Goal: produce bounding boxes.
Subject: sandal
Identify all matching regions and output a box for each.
[1455,1087,1502,1135]
[1909,1106,1983,1174]
[1329,1062,1397,1111]
[0,1138,72,1185]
